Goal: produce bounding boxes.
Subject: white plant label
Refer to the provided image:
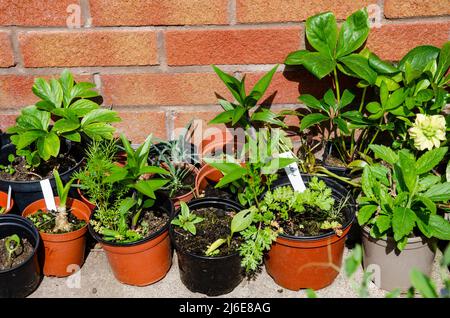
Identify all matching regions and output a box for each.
[279,152,306,193]
[6,186,11,211]
[40,179,57,211]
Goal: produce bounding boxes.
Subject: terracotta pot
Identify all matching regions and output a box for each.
[194,164,224,197]
[22,198,90,277]
[264,175,356,291]
[76,180,96,213]
[163,163,199,209]
[88,196,174,286]
[200,130,244,165]
[361,227,436,291]
[0,191,14,214]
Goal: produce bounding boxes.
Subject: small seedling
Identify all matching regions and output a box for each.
[171,202,204,235]
[0,154,16,175]
[53,169,75,233]
[5,234,22,262]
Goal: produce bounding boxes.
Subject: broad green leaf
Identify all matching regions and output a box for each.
[369,144,398,165]
[53,118,80,134]
[251,109,287,127]
[366,101,382,114]
[414,196,437,215]
[334,117,350,135]
[357,205,378,225]
[410,269,438,298]
[429,214,450,240]
[339,89,355,108]
[69,99,100,117]
[209,110,234,125]
[416,147,448,175]
[436,42,450,82]
[368,52,399,74]
[206,162,241,175]
[385,88,405,110]
[339,54,377,85]
[140,166,170,176]
[16,130,46,149]
[32,78,53,103]
[215,167,247,188]
[298,94,325,111]
[415,209,433,238]
[296,52,336,79]
[398,151,417,193]
[336,9,369,58]
[418,175,441,192]
[212,65,244,105]
[248,65,278,103]
[134,179,169,199]
[82,123,116,140]
[231,106,246,125]
[375,75,400,91]
[305,11,337,58]
[49,79,63,108]
[416,89,434,103]
[398,45,440,72]
[62,131,81,142]
[375,215,391,234]
[392,207,416,242]
[423,182,450,202]
[231,208,254,235]
[218,99,235,111]
[361,166,374,198]
[300,113,329,130]
[323,89,336,109]
[70,82,98,99]
[81,109,121,126]
[284,50,309,65]
[37,132,60,160]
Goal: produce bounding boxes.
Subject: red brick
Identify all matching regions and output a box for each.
[0,0,81,26]
[0,31,14,67]
[384,0,450,18]
[0,74,94,109]
[0,113,18,131]
[173,111,222,130]
[90,0,228,26]
[114,111,166,143]
[165,27,302,66]
[19,30,158,67]
[367,22,450,61]
[237,0,376,23]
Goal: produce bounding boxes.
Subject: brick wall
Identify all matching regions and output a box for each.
[0,0,449,142]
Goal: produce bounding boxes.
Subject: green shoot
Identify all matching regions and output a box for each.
[171,202,204,235]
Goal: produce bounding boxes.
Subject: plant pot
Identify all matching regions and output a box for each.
[0,191,14,214]
[76,180,96,213]
[0,143,84,213]
[22,198,90,277]
[200,130,244,165]
[167,163,199,209]
[264,175,356,291]
[322,141,351,178]
[361,227,436,291]
[0,214,41,298]
[169,198,245,296]
[88,195,174,286]
[194,164,224,197]
[149,141,200,167]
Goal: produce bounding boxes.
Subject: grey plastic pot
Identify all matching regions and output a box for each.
[361,226,436,292]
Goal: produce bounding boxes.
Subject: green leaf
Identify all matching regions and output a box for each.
[375,75,400,91]
[334,117,350,135]
[16,130,46,149]
[82,123,116,140]
[416,147,448,175]
[70,82,98,99]
[295,52,336,79]
[368,52,399,74]
[366,101,382,114]
[251,109,287,127]
[81,109,120,126]
[218,99,235,111]
[398,151,417,193]
[323,89,336,109]
[429,214,450,240]
[358,205,378,225]
[336,9,369,58]
[62,131,81,142]
[339,54,377,85]
[232,106,246,125]
[410,269,438,298]
[339,89,355,108]
[436,41,450,83]
[300,113,329,130]
[446,161,450,182]
[305,11,337,58]
[247,65,278,103]
[361,166,374,198]
[32,78,53,102]
[215,167,247,188]
[344,244,362,278]
[398,45,440,72]
[385,88,405,110]
[298,94,325,111]
[392,207,416,242]
[206,162,241,175]
[442,245,450,267]
[53,118,80,134]
[69,99,100,117]
[231,208,255,235]
[369,144,398,165]
[133,179,169,199]
[209,110,234,125]
[212,65,244,105]
[49,79,63,108]
[140,166,170,176]
[37,131,60,160]
[375,215,391,234]
[423,182,450,202]
[284,50,309,65]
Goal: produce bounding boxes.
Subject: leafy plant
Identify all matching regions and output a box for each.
[0,154,16,175]
[358,145,450,250]
[52,169,76,233]
[5,234,21,265]
[7,70,121,168]
[171,202,204,235]
[209,65,288,130]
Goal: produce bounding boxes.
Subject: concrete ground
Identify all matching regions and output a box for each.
[28,247,447,298]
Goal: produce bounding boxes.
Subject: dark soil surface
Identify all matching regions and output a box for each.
[0,154,79,182]
[173,206,241,257]
[197,182,234,200]
[277,205,346,237]
[137,209,170,239]
[0,236,33,271]
[27,210,86,234]
[324,154,347,168]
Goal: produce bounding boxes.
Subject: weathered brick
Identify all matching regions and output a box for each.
[0,113,18,131]
[90,0,228,26]
[367,22,450,61]
[165,27,302,65]
[237,0,376,23]
[0,31,14,67]
[19,30,158,67]
[0,74,94,109]
[384,0,450,19]
[114,111,166,142]
[0,0,81,26]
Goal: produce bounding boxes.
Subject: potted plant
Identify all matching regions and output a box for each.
[358,145,450,291]
[0,214,41,298]
[169,200,252,296]
[0,70,120,212]
[22,169,90,277]
[87,134,174,286]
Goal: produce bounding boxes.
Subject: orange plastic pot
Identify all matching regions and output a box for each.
[201,130,244,164]
[162,163,199,209]
[0,191,14,214]
[88,196,174,286]
[264,175,356,291]
[76,180,96,213]
[195,164,224,196]
[22,198,90,277]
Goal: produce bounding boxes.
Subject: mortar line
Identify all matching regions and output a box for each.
[9,27,24,70]
[80,0,93,28]
[228,0,237,25]
[157,30,167,71]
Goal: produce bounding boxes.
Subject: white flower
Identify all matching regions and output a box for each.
[408,114,446,151]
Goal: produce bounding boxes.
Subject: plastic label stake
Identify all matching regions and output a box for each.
[6,186,11,211]
[279,152,306,193]
[40,179,57,211]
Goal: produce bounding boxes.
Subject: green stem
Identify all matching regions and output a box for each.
[315,166,361,188]
[333,68,341,103]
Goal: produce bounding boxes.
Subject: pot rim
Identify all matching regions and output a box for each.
[267,174,356,242]
[0,191,14,214]
[88,195,174,248]
[0,214,40,274]
[169,197,244,260]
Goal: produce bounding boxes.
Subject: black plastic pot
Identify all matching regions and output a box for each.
[169,198,245,296]
[0,214,41,298]
[0,143,84,213]
[322,141,351,178]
